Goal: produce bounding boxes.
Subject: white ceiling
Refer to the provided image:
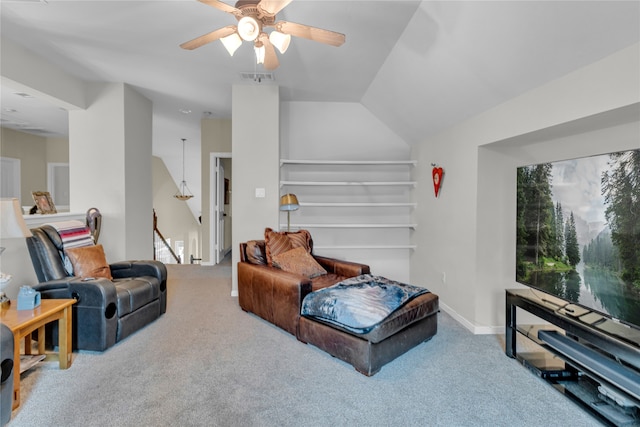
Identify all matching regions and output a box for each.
[1,1,639,216]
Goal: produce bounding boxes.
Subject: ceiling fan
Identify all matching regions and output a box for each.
[180,0,346,70]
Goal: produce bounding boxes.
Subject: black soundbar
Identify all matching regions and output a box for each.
[538,330,640,402]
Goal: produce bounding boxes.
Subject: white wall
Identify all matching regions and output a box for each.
[231,84,280,295]
[123,85,154,258]
[280,101,413,281]
[0,37,85,112]
[412,43,640,333]
[69,82,153,260]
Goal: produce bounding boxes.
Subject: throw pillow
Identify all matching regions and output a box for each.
[245,240,267,265]
[272,247,327,279]
[264,228,312,265]
[65,244,113,280]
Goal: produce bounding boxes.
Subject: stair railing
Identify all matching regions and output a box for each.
[153,210,181,264]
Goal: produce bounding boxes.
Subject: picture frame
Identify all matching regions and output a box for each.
[32,191,57,214]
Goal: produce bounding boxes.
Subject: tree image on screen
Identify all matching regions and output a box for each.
[600,150,640,286]
[516,164,581,275]
[516,149,640,327]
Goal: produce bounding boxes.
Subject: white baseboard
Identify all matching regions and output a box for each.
[439,301,503,335]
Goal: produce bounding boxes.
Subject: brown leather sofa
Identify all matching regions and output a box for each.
[238,240,370,336]
[238,237,439,376]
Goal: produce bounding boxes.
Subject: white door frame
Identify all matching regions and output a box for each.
[209,152,231,265]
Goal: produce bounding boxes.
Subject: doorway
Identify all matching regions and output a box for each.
[48,162,70,211]
[0,157,20,199]
[210,152,232,265]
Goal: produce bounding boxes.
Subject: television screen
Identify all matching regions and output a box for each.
[516,149,640,330]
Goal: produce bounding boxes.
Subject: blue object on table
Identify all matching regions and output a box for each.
[17,286,41,310]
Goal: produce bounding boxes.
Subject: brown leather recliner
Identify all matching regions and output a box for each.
[237,240,370,336]
[238,237,439,376]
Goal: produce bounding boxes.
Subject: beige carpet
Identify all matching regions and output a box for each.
[7,262,600,426]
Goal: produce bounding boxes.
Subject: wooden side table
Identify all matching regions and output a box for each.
[0,298,75,409]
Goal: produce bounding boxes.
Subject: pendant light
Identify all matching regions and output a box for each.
[174,138,194,201]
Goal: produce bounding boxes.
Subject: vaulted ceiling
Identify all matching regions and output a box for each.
[2,1,639,215]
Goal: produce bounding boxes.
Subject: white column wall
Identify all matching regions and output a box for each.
[123,86,154,258]
[231,84,280,295]
[69,83,153,261]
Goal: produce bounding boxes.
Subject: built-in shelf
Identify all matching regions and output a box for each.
[280,158,417,251]
[314,245,417,250]
[300,202,417,208]
[280,223,417,229]
[280,159,417,166]
[280,181,416,187]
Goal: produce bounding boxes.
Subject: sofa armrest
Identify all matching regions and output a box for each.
[313,256,370,278]
[237,261,311,336]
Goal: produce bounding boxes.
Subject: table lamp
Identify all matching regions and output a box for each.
[0,198,33,306]
[279,194,299,232]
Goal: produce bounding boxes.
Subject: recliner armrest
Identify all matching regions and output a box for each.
[31,279,72,293]
[110,260,167,282]
[313,256,370,277]
[33,277,117,308]
[67,278,118,308]
[35,278,119,351]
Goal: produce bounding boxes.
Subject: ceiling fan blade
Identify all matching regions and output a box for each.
[259,34,279,70]
[258,0,293,16]
[275,21,345,47]
[198,0,242,17]
[180,25,237,50]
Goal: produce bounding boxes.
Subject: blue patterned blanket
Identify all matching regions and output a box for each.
[301,274,429,334]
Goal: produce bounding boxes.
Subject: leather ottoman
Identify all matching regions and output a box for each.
[297,291,439,376]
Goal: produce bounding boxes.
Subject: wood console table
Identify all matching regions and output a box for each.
[0,298,75,409]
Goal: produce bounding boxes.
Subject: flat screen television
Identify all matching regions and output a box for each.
[515,149,640,340]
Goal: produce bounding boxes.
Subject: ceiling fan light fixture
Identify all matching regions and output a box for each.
[254,43,265,65]
[238,16,260,41]
[269,31,291,54]
[221,32,242,56]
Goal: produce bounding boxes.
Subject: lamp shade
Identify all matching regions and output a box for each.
[254,43,265,65]
[269,31,291,54]
[221,32,242,56]
[279,194,299,211]
[0,198,32,238]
